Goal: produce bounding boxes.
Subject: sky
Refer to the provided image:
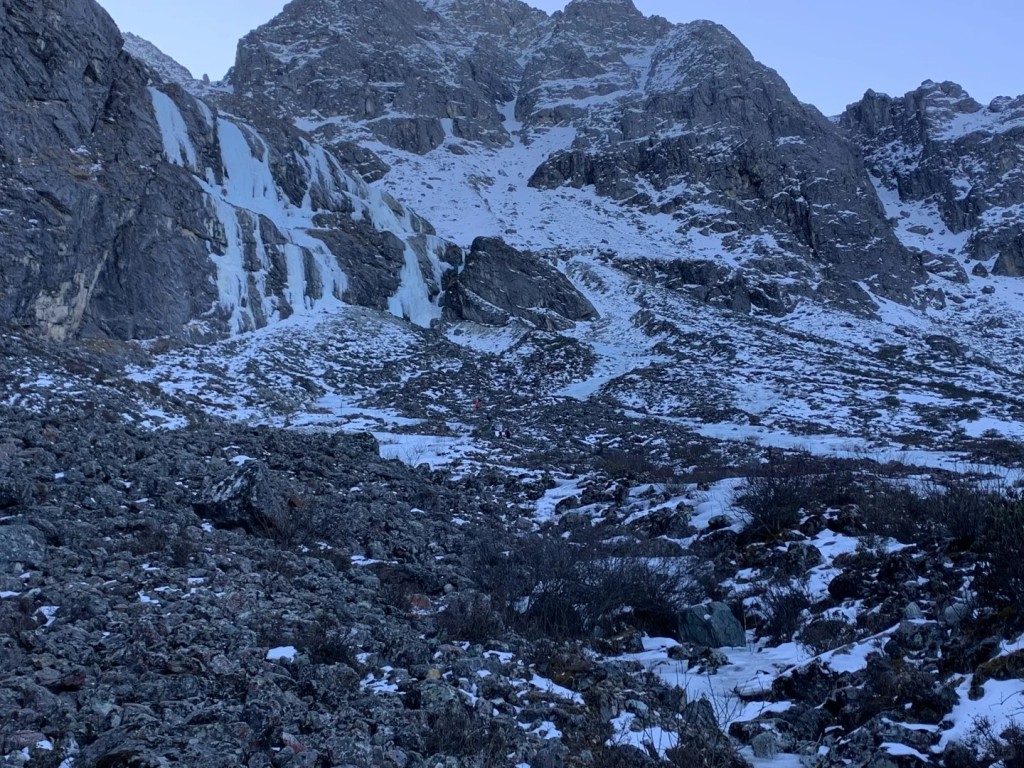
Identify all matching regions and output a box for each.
[98,0,1022,116]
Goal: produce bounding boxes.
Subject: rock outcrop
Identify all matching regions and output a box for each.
[0,0,217,340]
[841,80,1024,276]
[5,0,1023,344]
[444,237,598,329]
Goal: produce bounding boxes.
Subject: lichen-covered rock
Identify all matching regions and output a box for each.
[0,524,46,571]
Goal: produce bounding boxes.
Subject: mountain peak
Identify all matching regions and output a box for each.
[561,0,644,18]
[122,32,200,89]
[552,0,665,42]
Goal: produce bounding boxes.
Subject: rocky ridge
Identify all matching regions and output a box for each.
[841,80,1024,277]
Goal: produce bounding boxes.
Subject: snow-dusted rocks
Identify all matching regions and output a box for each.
[122,32,200,90]
[842,80,1024,277]
[231,0,544,153]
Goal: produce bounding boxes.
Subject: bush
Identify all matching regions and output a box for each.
[976,493,1024,616]
[251,502,315,547]
[476,536,694,641]
[666,716,748,768]
[436,590,505,644]
[759,586,811,644]
[799,616,856,656]
[423,703,515,765]
[944,718,1024,768]
[930,478,1001,548]
[592,745,660,767]
[736,451,857,539]
[596,447,678,483]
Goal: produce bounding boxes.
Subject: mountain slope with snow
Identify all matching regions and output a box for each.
[6,1,1024,767]
[231,0,925,315]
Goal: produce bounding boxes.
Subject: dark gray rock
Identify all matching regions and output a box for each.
[122,31,197,88]
[0,478,33,510]
[677,601,745,648]
[444,237,598,329]
[0,0,220,340]
[228,0,929,315]
[193,461,290,533]
[0,0,458,340]
[0,524,46,571]
[522,17,924,309]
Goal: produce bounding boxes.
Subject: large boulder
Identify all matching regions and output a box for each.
[193,461,291,535]
[677,601,746,648]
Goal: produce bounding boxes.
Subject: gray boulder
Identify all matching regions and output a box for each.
[193,461,290,535]
[677,602,746,648]
[0,524,47,571]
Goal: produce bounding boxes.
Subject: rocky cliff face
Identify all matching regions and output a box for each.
[121,32,198,90]
[231,0,546,153]
[841,80,1024,277]
[0,0,459,340]
[0,0,218,340]
[5,0,1023,343]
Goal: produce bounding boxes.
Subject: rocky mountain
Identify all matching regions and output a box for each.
[121,32,198,91]
[5,0,1024,767]
[232,0,925,313]
[841,80,1024,277]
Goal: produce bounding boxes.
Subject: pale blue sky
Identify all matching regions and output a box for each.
[98,0,1022,116]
